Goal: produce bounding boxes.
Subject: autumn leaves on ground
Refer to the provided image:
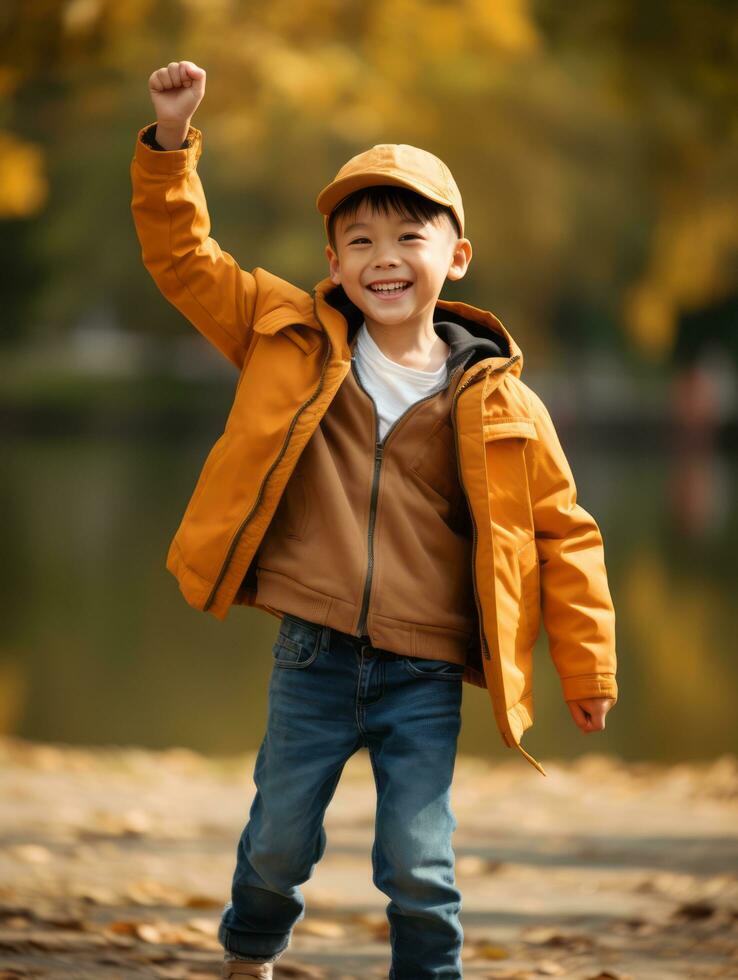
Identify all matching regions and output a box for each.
[0,737,736,980]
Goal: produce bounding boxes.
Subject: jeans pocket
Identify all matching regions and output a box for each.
[402,656,465,680]
[272,613,322,668]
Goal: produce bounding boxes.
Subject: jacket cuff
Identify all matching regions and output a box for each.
[134,121,202,174]
[561,673,618,703]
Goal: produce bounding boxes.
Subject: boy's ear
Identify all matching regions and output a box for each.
[446,238,473,283]
[325,244,341,285]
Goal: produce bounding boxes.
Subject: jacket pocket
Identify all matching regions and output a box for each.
[253,313,322,356]
[482,417,538,442]
[282,323,322,355]
[272,613,322,668]
[402,656,466,680]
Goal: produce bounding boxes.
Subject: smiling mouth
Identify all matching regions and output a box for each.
[367,282,413,296]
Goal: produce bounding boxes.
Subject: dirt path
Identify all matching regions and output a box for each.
[0,736,736,979]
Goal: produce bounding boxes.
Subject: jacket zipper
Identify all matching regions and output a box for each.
[351,359,452,638]
[203,294,334,611]
[452,353,520,661]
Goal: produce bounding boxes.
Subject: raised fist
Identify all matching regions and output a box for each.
[148,61,206,125]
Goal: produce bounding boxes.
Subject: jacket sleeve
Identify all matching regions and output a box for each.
[130,121,259,370]
[525,391,618,704]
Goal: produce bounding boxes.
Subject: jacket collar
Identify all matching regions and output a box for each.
[312,276,524,379]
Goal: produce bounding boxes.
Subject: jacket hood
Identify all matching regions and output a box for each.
[315,278,524,379]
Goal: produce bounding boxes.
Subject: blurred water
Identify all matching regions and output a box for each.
[2,432,736,764]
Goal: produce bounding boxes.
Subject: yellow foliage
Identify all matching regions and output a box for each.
[62,0,103,34]
[466,0,541,54]
[0,132,48,219]
[622,283,675,360]
[1,0,735,361]
[623,188,738,358]
[63,0,156,33]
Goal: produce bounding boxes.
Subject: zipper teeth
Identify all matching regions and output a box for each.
[352,361,450,636]
[203,297,334,611]
[354,376,380,637]
[486,353,520,379]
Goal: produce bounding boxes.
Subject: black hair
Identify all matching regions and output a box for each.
[327,184,461,251]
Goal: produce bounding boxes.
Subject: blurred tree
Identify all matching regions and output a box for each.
[0,0,735,364]
[535,0,738,360]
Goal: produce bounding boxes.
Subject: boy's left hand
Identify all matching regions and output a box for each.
[566,697,616,734]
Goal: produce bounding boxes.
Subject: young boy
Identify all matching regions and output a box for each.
[131,61,618,979]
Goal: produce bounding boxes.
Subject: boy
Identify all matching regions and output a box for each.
[130,61,618,979]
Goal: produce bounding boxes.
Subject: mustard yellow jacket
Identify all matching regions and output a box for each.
[130,122,618,776]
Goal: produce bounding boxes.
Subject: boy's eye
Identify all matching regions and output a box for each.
[348,234,421,245]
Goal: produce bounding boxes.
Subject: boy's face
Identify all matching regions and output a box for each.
[325,201,472,331]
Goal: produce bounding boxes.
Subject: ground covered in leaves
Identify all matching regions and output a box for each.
[0,736,736,979]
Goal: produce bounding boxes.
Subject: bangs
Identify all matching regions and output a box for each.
[328,185,459,248]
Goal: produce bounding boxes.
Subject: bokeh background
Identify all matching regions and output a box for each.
[2,0,737,766]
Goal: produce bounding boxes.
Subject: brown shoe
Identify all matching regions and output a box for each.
[221,957,273,979]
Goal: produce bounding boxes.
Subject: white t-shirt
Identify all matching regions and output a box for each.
[352,321,449,441]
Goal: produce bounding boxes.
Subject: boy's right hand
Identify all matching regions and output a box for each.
[148,60,206,129]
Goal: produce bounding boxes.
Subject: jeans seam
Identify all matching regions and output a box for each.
[355,650,365,738]
[367,743,400,967]
[367,743,389,956]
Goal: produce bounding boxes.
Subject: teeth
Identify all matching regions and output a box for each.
[370,282,409,292]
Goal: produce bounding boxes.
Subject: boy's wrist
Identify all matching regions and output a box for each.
[154,120,191,150]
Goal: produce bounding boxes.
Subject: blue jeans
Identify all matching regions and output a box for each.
[218,611,465,979]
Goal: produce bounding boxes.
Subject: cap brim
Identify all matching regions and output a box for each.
[316,172,454,218]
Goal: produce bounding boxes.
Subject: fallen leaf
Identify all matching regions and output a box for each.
[535,961,565,975]
[475,941,510,960]
[184,916,218,936]
[672,900,716,920]
[522,928,595,950]
[7,844,51,864]
[456,855,488,875]
[184,893,222,909]
[136,922,165,943]
[106,919,140,936]
[126,878,185,906]
[296,918,345,938]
